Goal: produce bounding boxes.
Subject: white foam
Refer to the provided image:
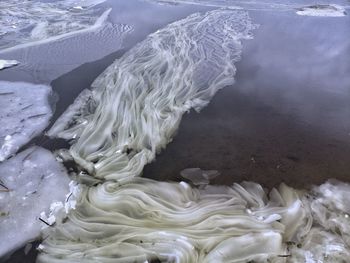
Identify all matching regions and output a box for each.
[49,9,257,181]
[0,147,70,257]
[0,81,53,161]
[296,4,347,17]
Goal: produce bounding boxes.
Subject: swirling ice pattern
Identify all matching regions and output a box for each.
[38,179,350,262]
[49,9,257,181]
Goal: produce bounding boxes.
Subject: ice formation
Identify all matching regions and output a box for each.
[48,9,257,181]
[37,5,350,263]
[37,178,350,262]
[296,4,347,17]
[0,147,70,257]
[0,0,109,52]
[0,81,53,161]
[180,168,220,186]
[0,59,19,70]
[0,12,133,82]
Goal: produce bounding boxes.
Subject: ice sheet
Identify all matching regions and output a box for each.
[0,0,109,52]
[0,147,70,257]
[0,81,53,161]
[296,4,346,17]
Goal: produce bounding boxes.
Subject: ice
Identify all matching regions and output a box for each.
[0,0,109,51]
[37,178,350,262]
[0,81,53,161]
[0,9,133,82]
[0,147,70,258]
[49,9,257,181]
[296,4,347,17]
[180,168,219,186]
[0,59,19,70]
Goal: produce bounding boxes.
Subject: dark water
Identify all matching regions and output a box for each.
[143,10,350,189]
[1,0,350,261]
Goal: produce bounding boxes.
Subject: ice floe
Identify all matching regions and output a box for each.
[0,59,19,70]
[48,9,257,181]
[0,147,70,258]
[0,8,132,82]
[37,178,350,262]
[0,0,109,52]
[296,4,347,17]
[0,81,53,161]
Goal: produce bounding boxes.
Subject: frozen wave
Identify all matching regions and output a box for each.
[48,9,257,181]
[38,178,350,262]
[0,147,70,258]
[0,0,109,52]
[0,81,53,161]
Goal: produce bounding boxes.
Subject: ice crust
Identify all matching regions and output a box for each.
[0,147,70,257]
[0,81,53,161]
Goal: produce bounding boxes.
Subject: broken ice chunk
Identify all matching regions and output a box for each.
[0,81,53,161]
[0,59,19,70]
[0,147,70,257]
[296,5,346,17]
[180,168,220,186]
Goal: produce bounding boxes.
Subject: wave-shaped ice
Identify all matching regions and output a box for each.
[37,178,350,262]
[0,0,109,52]
[0,81,53,161]
[0,147,70,258]
[0,59,19,70]
[296,4,346,17]
[48,9,257,181]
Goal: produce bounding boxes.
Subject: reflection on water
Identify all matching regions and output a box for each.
[143,9,350,188]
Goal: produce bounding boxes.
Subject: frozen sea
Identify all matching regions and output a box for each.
[1,0,350,262]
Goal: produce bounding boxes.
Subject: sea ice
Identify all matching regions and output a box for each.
[49,9,257,181]
[0,81,53,161]
[0,59,19,70]
[296,4,347,17]
[0,147,70,258]
[0,0,109,51]
[37,178,350,262]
